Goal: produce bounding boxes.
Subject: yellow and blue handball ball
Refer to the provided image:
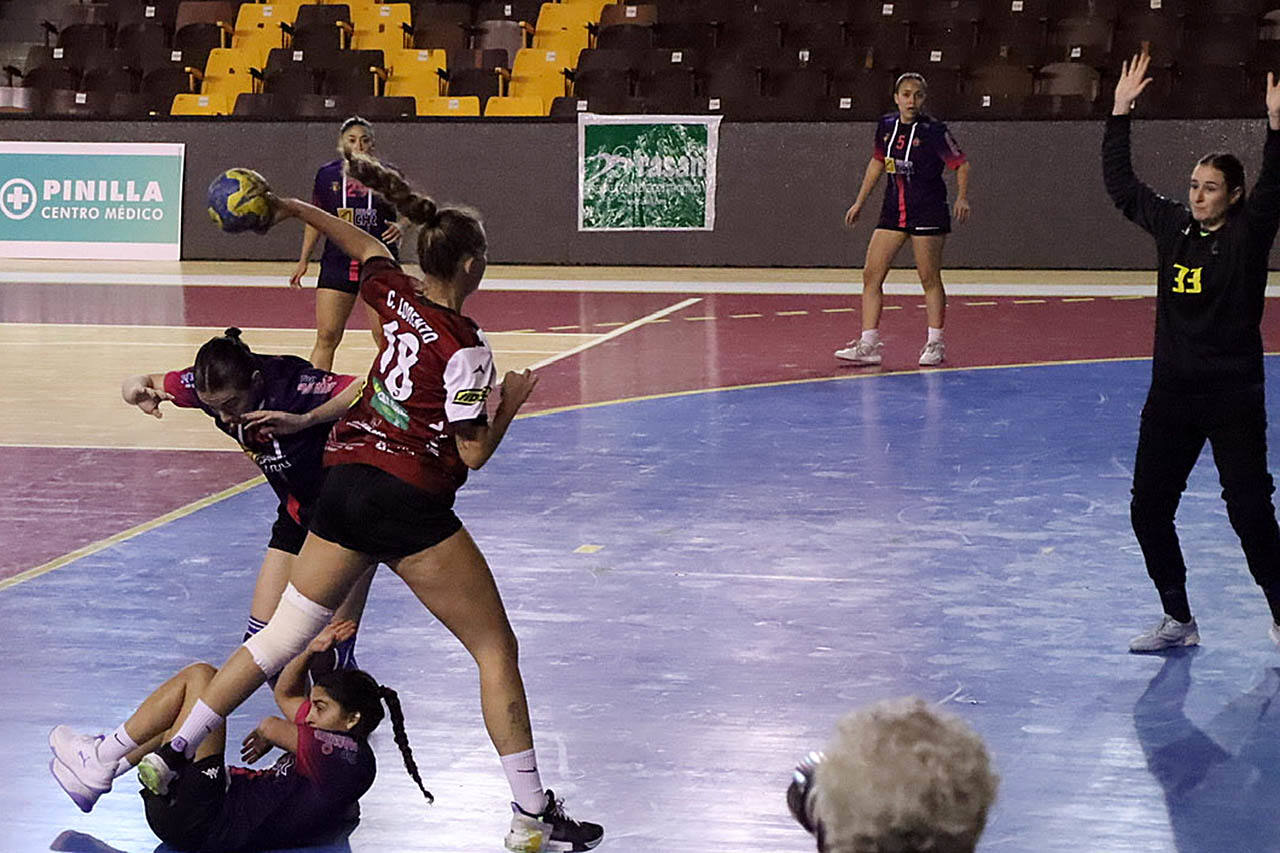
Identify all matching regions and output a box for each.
[207,168,275,234]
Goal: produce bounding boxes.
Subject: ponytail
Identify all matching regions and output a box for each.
[380,685,434,804]
[193,327,255,394]
[343,151,487,282]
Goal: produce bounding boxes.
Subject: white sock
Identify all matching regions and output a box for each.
[171,699,223,759]
[928,327,943,344]
[501,748,546,815]
[860,328,880,345]
[96,723,138,765]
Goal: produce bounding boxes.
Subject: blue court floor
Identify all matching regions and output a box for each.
[8,359,1280,852]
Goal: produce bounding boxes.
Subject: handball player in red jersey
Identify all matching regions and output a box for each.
[104,153,605,851]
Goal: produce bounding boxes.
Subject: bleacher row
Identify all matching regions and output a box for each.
[2,0,1280,120]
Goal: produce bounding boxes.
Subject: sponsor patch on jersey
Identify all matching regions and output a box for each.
[453,387,489,406]
[370,375,410,430]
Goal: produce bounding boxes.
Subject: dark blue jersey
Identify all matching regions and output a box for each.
[873,113,966,230]
[311,159,399,281]
[165,355,356,521]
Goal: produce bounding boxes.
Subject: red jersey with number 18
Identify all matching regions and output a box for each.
[323,257,497,497]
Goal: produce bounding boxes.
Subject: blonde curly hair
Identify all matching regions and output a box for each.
[811,698,998,853]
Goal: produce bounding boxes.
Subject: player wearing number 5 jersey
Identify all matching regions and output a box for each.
[133,153,604,852]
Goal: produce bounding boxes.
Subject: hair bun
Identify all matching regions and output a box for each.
[224,327,242,339]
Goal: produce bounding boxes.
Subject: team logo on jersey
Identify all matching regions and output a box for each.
[453,388,489,406]
[370,375,410,430]
[201,766,219,779]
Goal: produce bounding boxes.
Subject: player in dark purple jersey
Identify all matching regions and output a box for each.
[122,156,603,851]
[289,117,403,371]
[49,619,432,852]
[835,73,972,368]
[120,328,372,671]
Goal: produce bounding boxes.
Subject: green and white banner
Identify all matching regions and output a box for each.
[0,141,184,259]
[578,114,721,231]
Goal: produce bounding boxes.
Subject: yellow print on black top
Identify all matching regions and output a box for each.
[1172,264,1203,295]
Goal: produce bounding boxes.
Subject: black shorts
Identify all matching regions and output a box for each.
[142,755,226,851]
[875,222,951,236]
[317,259,361,294]
[309,463,463,560]
[268,503,308,555]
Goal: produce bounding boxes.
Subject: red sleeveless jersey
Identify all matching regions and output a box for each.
[324,257,497,497]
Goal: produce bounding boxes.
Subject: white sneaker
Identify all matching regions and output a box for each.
[919,339,945,366]
[48,727,113,812]
[1129,615,1199,652]
[505,790,604,852]
[834,338,883,365]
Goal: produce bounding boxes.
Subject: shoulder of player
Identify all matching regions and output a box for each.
[317,158,342,176]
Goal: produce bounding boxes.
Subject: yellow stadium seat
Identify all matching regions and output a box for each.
[416,95,480,116]
[171,92,229,115]
[351,3,412,53]
[200,48,256,101]
[386,48,446,98]
[484,95,544,116]
[233,3,295,66]
[532,1,608,53]
[508,48,573,102]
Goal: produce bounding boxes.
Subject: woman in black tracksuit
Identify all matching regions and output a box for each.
[1105,51,1280,652]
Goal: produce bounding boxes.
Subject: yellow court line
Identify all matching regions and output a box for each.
[821,307,855,313]
[964,301,998,306]
[684,316,716,321]
[730,313,763,318]
[548,325,581,331]
[882,305,902,310]
[0,475,265,592]
[1111,295,1147,300]
[1013,299,1047,304]
[776,310,809,316]
[1062,298,1095,303]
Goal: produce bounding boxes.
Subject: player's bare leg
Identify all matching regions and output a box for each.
[309,288,358,371]
[836,228,908,364]
[912,234,947,365]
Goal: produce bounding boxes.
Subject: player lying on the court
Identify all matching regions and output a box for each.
[1105,51,1280,653]
[122,328,374,674]
[48,619,432,852]
[130,158,603,852]
[786,697,998,853]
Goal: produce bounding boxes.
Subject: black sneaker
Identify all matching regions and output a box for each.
[787,750,823,835]
[505,789,604,852]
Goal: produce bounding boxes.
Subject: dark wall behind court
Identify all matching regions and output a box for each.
[0,117,1272,269]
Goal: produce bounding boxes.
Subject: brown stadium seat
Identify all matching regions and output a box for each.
[107,0,183,34]
[286,4,353,54]
[82,61,139,95]
[443,65,504,108]
[232,90,285,115]
[1047,16,1115,66]
[955,61,1034,119]
[474,19,528,60]
[596,4,657,51]
[116,21,172,66]
[570,47,635,101]
[173,2,236,50]
[260,48,321,96]
[31,87,113,117]
[1051,0,1119,19]
[475,0,543,24]
[976,0,1051,67]
[1182,16,1260,67]
[294,92,362,117]
[355,94,417,117]
[1111,11,1181,68]
[448,48,511,71]
[1023,60,1098,117]
[634,46,699,101]
[413,21,473,54]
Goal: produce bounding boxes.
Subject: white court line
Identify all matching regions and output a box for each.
[526,297,702,370]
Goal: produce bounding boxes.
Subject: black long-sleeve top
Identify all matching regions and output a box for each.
[1102,114,1280,392]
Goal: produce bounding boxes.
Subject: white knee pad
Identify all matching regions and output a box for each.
[242,583,334,676]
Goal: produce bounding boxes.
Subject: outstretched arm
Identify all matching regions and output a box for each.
[1103,52,1184,237]
[271,196,392,267]
[1245,72,1280,234]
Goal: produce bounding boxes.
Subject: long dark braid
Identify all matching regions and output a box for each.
[343,150,486,282]
[380,685,434,804]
